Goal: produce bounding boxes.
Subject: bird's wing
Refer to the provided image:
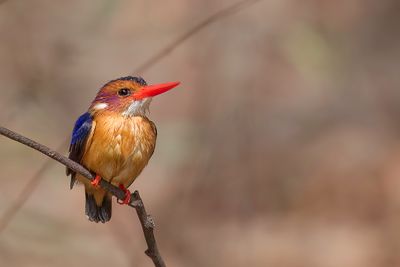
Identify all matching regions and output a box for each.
[66,112,95,189]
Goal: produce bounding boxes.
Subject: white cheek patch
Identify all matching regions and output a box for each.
[93,103,108,110]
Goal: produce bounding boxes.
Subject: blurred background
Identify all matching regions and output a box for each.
[0,0,400,266]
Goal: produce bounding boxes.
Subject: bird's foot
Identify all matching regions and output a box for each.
[91,174,102,187]
[117,184,131,205]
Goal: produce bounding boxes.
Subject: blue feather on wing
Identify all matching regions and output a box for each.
[66,112,93,188]
[71,112,93,145]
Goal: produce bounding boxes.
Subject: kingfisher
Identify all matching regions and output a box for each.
[66,76,180,223]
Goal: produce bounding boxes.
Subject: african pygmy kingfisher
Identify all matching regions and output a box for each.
[66,76,180,223]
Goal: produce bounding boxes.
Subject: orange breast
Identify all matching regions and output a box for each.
[81,114,157,187]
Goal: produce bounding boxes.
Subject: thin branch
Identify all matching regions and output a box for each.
[135,0,261,74]
[0,126,165,267]
[133,191,164,266]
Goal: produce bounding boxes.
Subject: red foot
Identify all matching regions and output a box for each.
[91,174,101,187]
[117,184,131,205]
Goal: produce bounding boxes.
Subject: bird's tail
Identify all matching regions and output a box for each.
[85,192,112,223]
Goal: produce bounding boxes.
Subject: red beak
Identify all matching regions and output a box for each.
[134,81,180,99]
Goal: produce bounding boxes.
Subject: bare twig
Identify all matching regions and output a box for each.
[132,191,165,266]
[0,126,165,267]
[135,0,261,74]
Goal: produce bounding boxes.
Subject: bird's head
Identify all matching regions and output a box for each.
[89,76,180,116]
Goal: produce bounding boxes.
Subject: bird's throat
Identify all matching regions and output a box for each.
[122,98,152,116]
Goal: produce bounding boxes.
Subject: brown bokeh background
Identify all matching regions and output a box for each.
[1,0,400,266]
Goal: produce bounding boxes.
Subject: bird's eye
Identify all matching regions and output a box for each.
[118,88,131,97]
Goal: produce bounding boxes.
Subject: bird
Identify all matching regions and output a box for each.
[66,76,180,223]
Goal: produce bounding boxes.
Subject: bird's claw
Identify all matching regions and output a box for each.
[91,174,101,187]
[117,184,131,205]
